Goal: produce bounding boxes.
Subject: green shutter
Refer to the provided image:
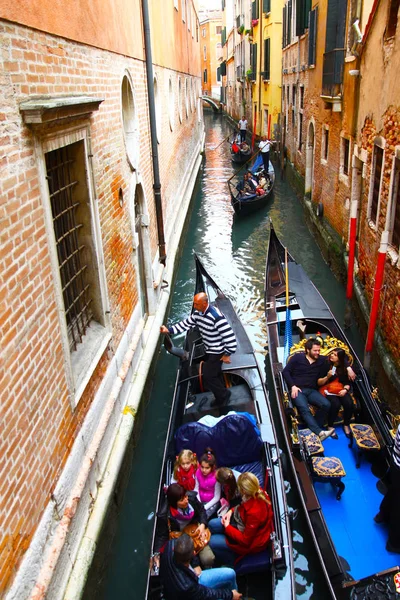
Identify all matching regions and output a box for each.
[264,38,270,79]
[283,6,287,47]
[263,0,271,13]
[308,8,317,65]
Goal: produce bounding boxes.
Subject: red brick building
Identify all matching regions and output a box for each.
[0,1,203,597]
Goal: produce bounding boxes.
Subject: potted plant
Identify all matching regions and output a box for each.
[251,18,259,27]
[246,68,254,82]
[237,24,245,35]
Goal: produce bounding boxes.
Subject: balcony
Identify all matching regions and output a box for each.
[321,48,345,106]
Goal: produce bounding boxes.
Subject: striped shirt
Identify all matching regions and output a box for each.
[394,425,400,469]
[168,305,237,356]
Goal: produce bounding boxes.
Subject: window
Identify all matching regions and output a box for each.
[202,28,206,38]
[386,0,400,38]
[389,156,400,248]
[168,77,175,130]
[300,85,304,109]
[342,137,350,176]
[299,112,303,150]
[322,126,329,161]
[263,0,271,13]
[308,7,318,66]
[178,77,183,122]
[296,0,311,36]
[203,45,207,60]
[292,84,296,126]
[263,38,270,80]
[216,26,222,34]
[369,143,384,224]
[43,133,109,401]
[203,69,208,83]
[181,0,186,21]
[121,74,139,170]
[216,67,221,82]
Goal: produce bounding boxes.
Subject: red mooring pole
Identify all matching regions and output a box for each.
[346,201,358,300]
[364,230,389,368]
[252,111,257,151]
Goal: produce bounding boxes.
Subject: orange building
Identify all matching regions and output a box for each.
[0,0,203,597]
[200,10,223,98]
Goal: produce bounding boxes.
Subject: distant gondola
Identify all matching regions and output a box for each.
[264,221,400,599]
[230,143,252,164]
[229,158,275,217]
[146,254,296,600]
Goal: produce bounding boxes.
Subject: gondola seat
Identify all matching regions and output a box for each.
[298,428,324,455]
[349,423,380,468]
[230,461,265,488]
[183,384,253,423]
[309,456,346,500]
[234,548,271,576]
[175,413,263,480]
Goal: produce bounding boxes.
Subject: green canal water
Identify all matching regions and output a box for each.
[93,112,364,599]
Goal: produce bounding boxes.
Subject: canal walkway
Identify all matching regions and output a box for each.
[86,111,364,600]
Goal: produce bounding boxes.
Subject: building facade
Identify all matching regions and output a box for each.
[0,0,204,597]
[200,10,223,99]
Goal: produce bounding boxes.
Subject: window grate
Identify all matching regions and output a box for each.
[45,145,92,352]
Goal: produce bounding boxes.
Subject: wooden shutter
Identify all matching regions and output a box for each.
[264,38,270,79]
[283,5,287,47]
[288,0,292,44]
[308,7,317,65]
[263,0,271,13]
[370,146,383,224]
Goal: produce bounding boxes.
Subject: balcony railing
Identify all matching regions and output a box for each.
[322,48,345,97]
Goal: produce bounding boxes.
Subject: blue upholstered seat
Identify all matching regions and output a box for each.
[234,548,271,576]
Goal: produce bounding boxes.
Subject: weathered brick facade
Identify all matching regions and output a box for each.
[0,2,203,596]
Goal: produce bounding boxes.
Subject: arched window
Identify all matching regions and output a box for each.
[169,77,175,131]
[121,73,139,170]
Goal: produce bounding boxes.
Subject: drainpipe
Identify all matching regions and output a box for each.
[364,230,389,370]
[344,156,362,328]
[141,0,167,265]
[258,0,263,136]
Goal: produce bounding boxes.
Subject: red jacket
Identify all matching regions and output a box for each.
[225,492,273,556]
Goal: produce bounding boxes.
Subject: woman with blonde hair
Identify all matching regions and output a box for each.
[209,472,274,566]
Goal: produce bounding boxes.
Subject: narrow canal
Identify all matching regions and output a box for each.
[93,111,364,599]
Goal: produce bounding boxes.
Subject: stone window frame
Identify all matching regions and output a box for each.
[174,0,178,9]
[154,74,161,143]
[386,145,400,259]
[36,125,111,407]
[181,0,186,22]
[321,125,329,165]
[185,78,189,118]
[168,76,175,131]
[367,136,386,230]
[178,76,183,123]
[339,134,351,184]
[121,71,140,171]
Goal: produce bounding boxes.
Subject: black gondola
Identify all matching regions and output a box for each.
[229,161,275,217]
[146,254,296,600]
[264,221,400,599]
[230,144,252,164]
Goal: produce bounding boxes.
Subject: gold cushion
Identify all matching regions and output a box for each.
[350,424,380,450]
[298,428,324,455]
[312,456,346,478]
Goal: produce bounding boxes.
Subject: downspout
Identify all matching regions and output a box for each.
[141,0,167,265]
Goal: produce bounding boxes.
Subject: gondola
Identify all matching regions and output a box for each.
[229,158,275,217]
[264,221,400,599]
[230,144,252,164]
[146,254,296,600]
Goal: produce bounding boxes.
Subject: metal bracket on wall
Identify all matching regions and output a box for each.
[161,279,169,290]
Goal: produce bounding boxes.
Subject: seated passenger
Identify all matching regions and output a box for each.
[196,448,222,519]
[240,141,250,152]
[172,449,199,492]
[238,172,256,197]
[208,472,273,566]
[160,534,242,600]
[153,483,214,569]
[231,141,240,154]
[318,348,354,437]
[215,467,241,516]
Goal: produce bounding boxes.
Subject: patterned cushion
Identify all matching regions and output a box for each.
[350,424,380,450]
[311,456,346,478]
[298,428,324,455]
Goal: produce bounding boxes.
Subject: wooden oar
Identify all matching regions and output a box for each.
[209,136,230,151]
[227,148,262,184]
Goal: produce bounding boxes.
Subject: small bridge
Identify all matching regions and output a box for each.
[201,96,222,112]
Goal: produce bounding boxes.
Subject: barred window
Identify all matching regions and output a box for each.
[370,144,384,224]
[45,142,94,353]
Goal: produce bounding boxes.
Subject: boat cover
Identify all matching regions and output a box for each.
[175,413,262,467]
[288,262,332,320]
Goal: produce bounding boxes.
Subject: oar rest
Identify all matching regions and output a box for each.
[302,443,346,500]
[348,423,381,468]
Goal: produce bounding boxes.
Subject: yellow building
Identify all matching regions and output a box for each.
[199,11,223,98]
[250,0,283,139]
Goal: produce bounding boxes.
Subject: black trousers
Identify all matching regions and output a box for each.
[261,151,270,173]
[380,461,400,548]
[239,130,246,143]
[202,353,229,404]
[327,393,353,427]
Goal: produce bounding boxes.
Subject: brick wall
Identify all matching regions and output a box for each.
[0,20,202,595]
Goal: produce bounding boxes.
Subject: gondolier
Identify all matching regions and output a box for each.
[160,292,237,405]
[237,116,247,143]
[258,136,272,173]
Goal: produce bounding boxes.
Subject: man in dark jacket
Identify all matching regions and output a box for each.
[160,535,242,600]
